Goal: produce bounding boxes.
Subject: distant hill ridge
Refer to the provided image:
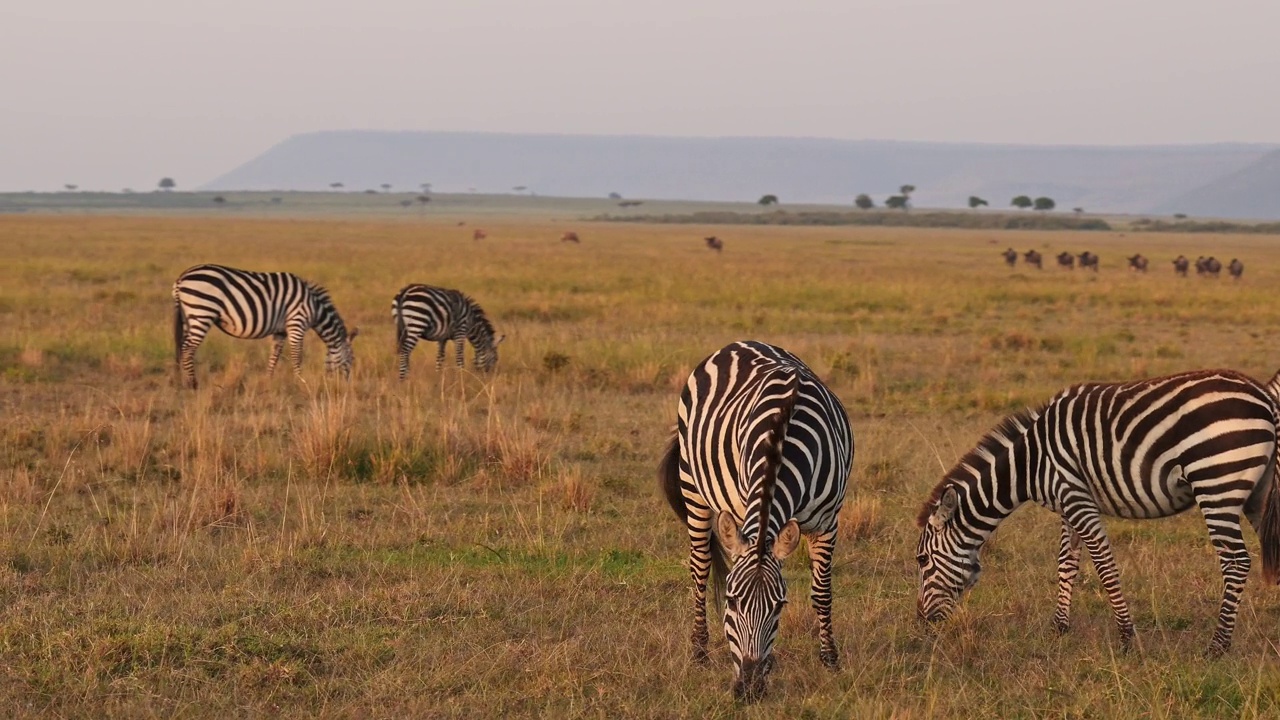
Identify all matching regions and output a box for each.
[203,131,1280,218]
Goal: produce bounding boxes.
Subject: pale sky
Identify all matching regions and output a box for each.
[2,0,1277,191]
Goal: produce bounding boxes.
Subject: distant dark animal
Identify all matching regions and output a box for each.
[1078,252,1099,272]
[173,264,357,389]
[393,285,502,377]
[1002,248,1017,267]
[1196,256,1222,278]
[473,229,488,241]
[1023,250,1043,269]
[1172,255,1190,277]
[705,236,724,252]
[1127,254,1148,273]
[1056,252,1075,270]
[561,231,580,243]
[1229,258,1244,280]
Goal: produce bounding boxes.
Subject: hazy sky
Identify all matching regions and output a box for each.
[2,1,1278,191]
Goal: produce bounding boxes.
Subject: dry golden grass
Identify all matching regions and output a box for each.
[3,214,1280,717]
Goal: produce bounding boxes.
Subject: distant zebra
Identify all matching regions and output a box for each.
[1023,250,1043,269]
[392,284,502,378]
[173,264,357,389]
[1127,254,1148,272]
[1002,248,1017,267]
[1229,258,1244,280]
[705,236,724,252]
[916,369,1280,656]
[473,229,488,241]
[1078,251,1099,272]
[1173,255,1190,277]
[659,341,854,700]
[561,231,580,243]
[1056,252,1075,270]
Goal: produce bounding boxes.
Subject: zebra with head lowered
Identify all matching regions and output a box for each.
[173,264,357,389]
[659,341,854,700]
[916,368,1280,656]
[393,284,502,378]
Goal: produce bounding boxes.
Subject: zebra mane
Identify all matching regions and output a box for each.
[916,404,1042,528]
[463,294,496,344]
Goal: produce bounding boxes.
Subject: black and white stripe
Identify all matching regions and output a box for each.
[659,341,854,700]
[173,264,356,389]
[392,284,501,378]
[916,369,1280,656]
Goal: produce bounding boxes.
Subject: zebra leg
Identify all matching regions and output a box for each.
[1065,507,1135,649]
[1053,520,1083,634]
[807,528,839,669]
[287,322,307,378]
[435,340,447,371]
[454,336,465,369]
[686,504,715,664]
[267,332,286,375]
[397,334,420,380]
[179,317,214,389]
[1194,491,1251,657]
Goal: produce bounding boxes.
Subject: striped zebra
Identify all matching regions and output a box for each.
[173,264,357,389]
[916,369,1280,656]
[659,341,854,700]
[392,284,502,378]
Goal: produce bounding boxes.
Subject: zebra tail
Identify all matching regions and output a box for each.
[393,293,407,352]
[173,294,185,367]
[658,431,728,609]
[1261,370,1280,583]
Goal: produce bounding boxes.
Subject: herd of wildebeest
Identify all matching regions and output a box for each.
[1002,248,1244,279]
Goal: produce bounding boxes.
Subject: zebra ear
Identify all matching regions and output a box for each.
[496,334,506,346]
[930,487,959,530]
[772,519,802,561]
[715,511,748,560]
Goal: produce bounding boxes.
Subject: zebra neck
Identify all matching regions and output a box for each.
[950,426,1044,542]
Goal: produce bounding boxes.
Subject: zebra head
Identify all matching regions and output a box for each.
[325,326,358,378]
[915,486,981,623]
[714,511,803,701]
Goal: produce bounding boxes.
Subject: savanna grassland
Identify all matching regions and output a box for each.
[4,212,1280,718]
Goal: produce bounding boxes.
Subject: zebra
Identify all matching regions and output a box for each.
[1127,254,1148,273]
[915,368,1280,657]
[1229,258,1244,280]
[1173,255,1190,277]
[1023,250,1043,269]
[658,341,854,700]
[1002,248,1017,267]
[173,264,357,389]
[1056,252,1075,270]
[392,284,502,378]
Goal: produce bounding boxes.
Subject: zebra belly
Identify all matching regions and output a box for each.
[1086,468,1196,519]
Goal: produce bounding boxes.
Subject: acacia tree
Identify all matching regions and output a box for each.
[64,184,78,191]
[330,182,344,190]
[380,183,392,193]
[158,177,176,192]
[758,194,779,205]
[884,195,908,210]
[854,193,874,210]
[968,196,988,209]
[1011,195,1033,210]
[1033,196,1056,211]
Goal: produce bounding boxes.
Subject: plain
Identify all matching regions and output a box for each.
[2,213,1279,718]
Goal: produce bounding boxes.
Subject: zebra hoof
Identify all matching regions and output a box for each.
[1203,640,1230,659]
[819,649,839,670]
[1118,631,1136,654]
[692,647,710,666]
[1052,619,1070,635]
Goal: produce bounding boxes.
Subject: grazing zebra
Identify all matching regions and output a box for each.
[1002,248,1017,267]
[561,231,580,243]
[1078,251,1099,272]
[1056,252,1075,270]
[172,264,357,389]
[659,341,854,700]
[705,236,724,252]
[1023,250,1043,269]
[1127,254,1148,272]
[473,228,488,241]
[1173,255,1190,277]
[1229,258,1244,280]
[392,284,502,378]
[916,369,1280,656]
